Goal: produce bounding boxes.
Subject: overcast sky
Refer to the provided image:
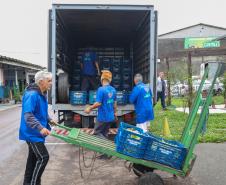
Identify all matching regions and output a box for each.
[0,0,226,67]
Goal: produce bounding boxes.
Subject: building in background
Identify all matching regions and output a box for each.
[0,55,44,102]
[158,23,226,82]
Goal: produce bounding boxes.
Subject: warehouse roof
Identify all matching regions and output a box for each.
[159,23,226,39]
[159,23,226,37]
[215,34,226,41]
[0,55,45,70]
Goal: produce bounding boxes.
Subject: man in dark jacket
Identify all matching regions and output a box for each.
[19,71,56,185]
[157,72,167,110]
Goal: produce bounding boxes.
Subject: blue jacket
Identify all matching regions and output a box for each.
[19,84,51,143]
[129,82,154,123]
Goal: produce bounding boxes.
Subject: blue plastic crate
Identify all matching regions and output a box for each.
[112,78,120,83]
[70,91,87,105]
[71,75,81,84]
[72,75,80,81]
[122,83,131,90]
[112,66,121,73]
[112,73,121,81]
[116,91,127,105]
[126,91,132,104]
[122,73,131,81]
[101,57,112,70]
[70,84,80,91]
[144,134,187,169]
[122,59,131,67]
[115,122,149,158]
[72,68,81,74]
[112,83,121,90]
[89,90,97,104]
[112,58,122,67]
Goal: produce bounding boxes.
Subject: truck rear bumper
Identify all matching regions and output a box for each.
[53,104,134,116]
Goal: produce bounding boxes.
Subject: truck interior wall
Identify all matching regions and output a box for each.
[56,13,74,102]
[56,14,73,73]
[133,13,150,83]
[48,10,52,104]
[54,9,151,103]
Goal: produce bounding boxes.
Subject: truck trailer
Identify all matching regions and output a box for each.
[48,3,158,128]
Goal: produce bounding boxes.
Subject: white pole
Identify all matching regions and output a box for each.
[0,68,4,86]
[25,71,29,84]
[15,70,18,86]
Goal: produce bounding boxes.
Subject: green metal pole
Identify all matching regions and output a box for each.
[182,63,222,173]
[181,67,209,147]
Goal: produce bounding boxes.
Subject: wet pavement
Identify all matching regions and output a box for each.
[0,139,197,185]
[0,106,225,185]
[0,103,21,112]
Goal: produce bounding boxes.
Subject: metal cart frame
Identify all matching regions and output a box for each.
[51,62,223,184]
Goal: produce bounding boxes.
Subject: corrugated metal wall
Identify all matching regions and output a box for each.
[133,13,150,83]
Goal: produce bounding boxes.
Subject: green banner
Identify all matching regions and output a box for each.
[184,37,220,49]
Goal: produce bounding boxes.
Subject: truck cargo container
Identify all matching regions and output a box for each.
[48,3,158,127]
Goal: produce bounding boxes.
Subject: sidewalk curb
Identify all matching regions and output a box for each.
[0,104,22,112]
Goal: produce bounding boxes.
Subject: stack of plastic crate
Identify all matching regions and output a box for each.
[115,122,187,170]
[100,57,112,71]
[116,91,128,105]
[112,57,122,90]
[89,90,97,104]
[121,59,132,91]
[69,91,87,105]
[70,61,81,91]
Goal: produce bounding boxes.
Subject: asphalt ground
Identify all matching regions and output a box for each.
[0,106,225,185]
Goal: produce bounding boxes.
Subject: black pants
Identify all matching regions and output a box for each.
[23,142,49,185]
[157,91,166,109]
[81,75,98,91]
[94,121,112,139]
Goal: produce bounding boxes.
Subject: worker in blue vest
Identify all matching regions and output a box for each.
[84,70,117,138]
[19,71,57,185]
[84,70,117,159]
[81,47,100,91]
[129,73,154,132]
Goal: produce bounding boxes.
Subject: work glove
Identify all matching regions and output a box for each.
[84,106,92,114]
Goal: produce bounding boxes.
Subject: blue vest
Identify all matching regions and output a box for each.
[129,82,154,123]
[96,85,116,123]
[82,51,97,76]
[19,90,50,142]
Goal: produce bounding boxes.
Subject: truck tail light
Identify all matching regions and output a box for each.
[73,114,81,123]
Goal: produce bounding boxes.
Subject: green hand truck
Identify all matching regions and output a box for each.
[51,62,224,185]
